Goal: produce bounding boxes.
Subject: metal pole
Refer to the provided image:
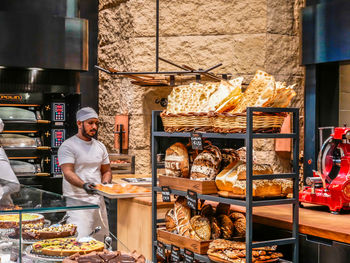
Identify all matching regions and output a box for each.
[156,0,160,72]
[246,107,253,263]
[152,111,158,262]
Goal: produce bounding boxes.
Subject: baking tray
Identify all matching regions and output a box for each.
[25,246,64,262]
[95,189,151,199]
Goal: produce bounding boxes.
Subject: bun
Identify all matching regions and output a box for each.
[165,142,190,178]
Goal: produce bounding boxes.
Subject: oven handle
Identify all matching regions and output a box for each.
[35,173,50,177]
[37,146,51,150]
[37,120,51,124]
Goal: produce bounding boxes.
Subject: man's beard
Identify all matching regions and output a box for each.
[82,122,97,139]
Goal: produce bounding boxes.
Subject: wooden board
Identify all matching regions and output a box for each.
[208,255,278,263]
[159,175,218,194]
[157,229,211,255]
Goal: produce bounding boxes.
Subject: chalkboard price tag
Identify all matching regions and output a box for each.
[161,186,171,202]
[170,245,180,263]
[191,133,203,150]
[184,248,194,263]
[186,190,198,211]
[156,241,166,260]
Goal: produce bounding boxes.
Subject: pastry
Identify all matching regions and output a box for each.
[0,213,44,228]
[33,237,105,257]
[236,163,273,180]
[165,142,190,178]
[232,70,276,113]
[210,217,221,239]
[190,215,211,240]
[230,212,246,237]
[165,209,177,233]
[217,215,234,239]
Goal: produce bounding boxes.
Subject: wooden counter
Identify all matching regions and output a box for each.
[230,203,350,244]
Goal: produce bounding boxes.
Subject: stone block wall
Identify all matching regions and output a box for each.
[98,0,305,174]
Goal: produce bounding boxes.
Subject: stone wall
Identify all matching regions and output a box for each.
[98,0,306,174]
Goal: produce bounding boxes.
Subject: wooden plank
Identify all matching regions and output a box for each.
[157,229,211,254]
[159,175,218,194]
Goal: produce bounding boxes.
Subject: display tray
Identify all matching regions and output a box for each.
[25,246,64,262]
[157,229,211,255]
[208,254,279,263]
[94,184,151,199]
[159,175,218,194]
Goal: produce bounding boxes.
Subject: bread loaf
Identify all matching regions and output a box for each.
[232,70,275,113]
[165,209,177,233]
[210,217,221,239]
[265,82,296,108]
[215,77,243,113]
[230,212,246,237]
[220,148,240,169]
[231,180,282,197]
[236,163,273,180]
[174,196,191,237]
[217,215,234,239]
[165,142,190,178]
[215,162,241,191]
[190,216,211,241]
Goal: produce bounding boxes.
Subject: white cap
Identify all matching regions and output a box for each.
[76,107,98,122]
[0,119,4,133]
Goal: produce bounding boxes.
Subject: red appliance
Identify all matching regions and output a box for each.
[299,127,350,214]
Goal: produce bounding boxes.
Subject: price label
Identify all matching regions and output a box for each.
[183,248,194,263]
[191,133,203,150]
[156,241,166,260]
[187,190,198,211]
[161,186,171,202]
[170,245,180,263]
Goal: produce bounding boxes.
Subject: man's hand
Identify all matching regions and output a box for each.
[83,182,96,194]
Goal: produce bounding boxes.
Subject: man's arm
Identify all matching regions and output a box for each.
[60,163,85,188]
[101,164,112,184]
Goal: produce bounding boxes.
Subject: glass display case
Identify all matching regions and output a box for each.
[0,178,99,262]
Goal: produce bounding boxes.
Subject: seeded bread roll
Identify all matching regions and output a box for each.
[165,142,189,178]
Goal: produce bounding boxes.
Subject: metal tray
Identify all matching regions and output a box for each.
[24,246,64,262]
[95,189,151,199]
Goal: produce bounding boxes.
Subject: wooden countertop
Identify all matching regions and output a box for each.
[230,203,350,244]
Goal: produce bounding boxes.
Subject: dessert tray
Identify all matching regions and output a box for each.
[25,246,64,262]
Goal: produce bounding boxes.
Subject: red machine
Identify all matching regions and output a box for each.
[299,127,350,214]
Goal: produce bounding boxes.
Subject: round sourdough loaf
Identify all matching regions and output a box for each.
[165,142,190,178]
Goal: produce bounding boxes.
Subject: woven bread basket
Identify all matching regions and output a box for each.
[212,112,286,133]
[160,111,213,132]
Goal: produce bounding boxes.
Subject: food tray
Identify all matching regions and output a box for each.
[159,175,218,194]
[208,255,279,263]
[95,189,151,199]
[157,229,211,255]
[25,246,64,262]
[160,111,213,132]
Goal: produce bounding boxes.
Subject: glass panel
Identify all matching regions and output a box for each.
[0,107,36,121]
[0,134,39,148]
[9,160,38,175]
[0,179,98,213]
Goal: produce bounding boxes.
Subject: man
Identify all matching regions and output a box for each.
[0,118,20,205]
[58,107,112,241]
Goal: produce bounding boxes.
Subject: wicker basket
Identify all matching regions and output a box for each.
[160,111,213,132]
[212,112,286,133]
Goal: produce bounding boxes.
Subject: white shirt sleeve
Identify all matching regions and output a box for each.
[101,143,110,165]
[58,142,75,165]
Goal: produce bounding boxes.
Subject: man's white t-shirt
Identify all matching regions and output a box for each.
[58,135,110,197]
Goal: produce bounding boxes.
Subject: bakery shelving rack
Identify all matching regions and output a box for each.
[151,107,299,263]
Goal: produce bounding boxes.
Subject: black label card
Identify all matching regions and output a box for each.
[170,245,180,263]
[191,133,203,150]
[184,248,194,263]
[187,190,198,211]
[156,241,166,260]
[161,186,171,202]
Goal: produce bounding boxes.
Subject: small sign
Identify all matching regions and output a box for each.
[156,241,166,260]
[191,133,203,150]
[171,245,180,263]
[187,190,198,211]
[183,248,194,263]
[161,186,171,202]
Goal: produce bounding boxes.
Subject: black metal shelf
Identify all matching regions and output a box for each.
[154,241,294,263]
[152,107,300,263]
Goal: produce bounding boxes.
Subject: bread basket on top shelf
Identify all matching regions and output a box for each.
[212,111,287,133]
[160,111,213,132]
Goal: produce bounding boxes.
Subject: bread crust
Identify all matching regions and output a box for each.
[165,142,190,178]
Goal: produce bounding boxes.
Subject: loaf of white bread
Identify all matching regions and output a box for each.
[215,162,293,197]
[166,70,296,114]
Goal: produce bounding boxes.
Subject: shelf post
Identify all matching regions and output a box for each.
[246,108,253,263]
